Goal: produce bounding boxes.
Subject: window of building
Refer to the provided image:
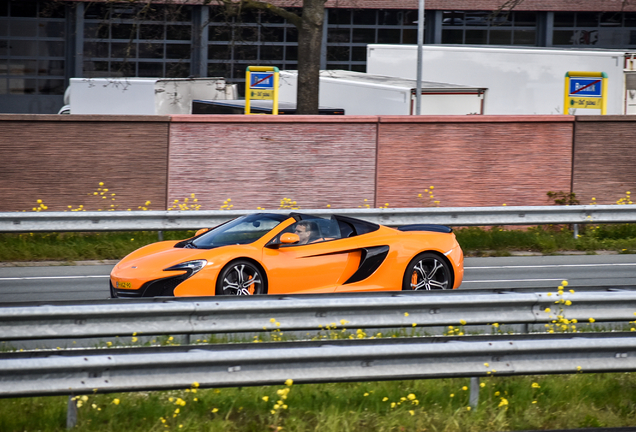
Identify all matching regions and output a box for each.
[441,11,537,46]
[552,12,636,48]
[0,0,66,95]
[83,3,192,78]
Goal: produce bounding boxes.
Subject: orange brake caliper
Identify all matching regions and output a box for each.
[411,271,418,288]
[248,275,254,294]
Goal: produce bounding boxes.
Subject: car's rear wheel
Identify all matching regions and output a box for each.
[402,252,452,291]
[215,260,267,296]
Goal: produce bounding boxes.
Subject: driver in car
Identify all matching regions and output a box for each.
[294,220,321,244]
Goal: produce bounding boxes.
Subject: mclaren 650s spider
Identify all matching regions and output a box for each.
[110,212,464,298]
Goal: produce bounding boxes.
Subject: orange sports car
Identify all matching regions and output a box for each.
[110,212,464,298]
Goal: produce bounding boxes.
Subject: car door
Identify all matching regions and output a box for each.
[262,239,362,294]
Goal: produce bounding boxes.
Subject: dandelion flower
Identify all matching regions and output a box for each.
[562,280,568,286]
[262,396,269,401]
[212,408,219,413]
[480,382,485,388]
[460,319,467,325]
[409,410,415,415]
[450,393,455,398]
[466,406,471,411]
[531,382,540,388]
[589,318,595,323]
[462,386,468,391]
[285,379,293,386]
[404,312,409,317]
[484,362,489,367]
[407,393,416,400]
[544,308,551,313]
[565,300,572,306]
[498,397,509,408]
[364,393,369,397]
[112,399,120,405]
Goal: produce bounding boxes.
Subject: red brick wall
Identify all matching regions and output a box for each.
[376,116,575,208]
[168,116,378,211]
[572,116,636,205]
[0,115,169,212]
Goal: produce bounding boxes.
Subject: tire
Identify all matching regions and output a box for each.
[402,252,452,291]
[215,260,268,296]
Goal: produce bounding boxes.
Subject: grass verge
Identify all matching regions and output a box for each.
[1,224,636,262]
[1,374,635,432]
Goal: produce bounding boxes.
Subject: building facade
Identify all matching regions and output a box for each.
[2,0,636,113]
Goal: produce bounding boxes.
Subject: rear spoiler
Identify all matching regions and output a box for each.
[397,224,452,233]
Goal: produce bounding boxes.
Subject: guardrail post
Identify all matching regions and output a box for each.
[158,230,164,241]
[67,395,77,429]
[573,224,579,239]
[469,377,480,408]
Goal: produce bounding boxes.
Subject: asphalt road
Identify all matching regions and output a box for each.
[0,254,634,304]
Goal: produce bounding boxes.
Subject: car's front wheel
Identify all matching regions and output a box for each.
[215,260,267,296]
[402,252,452,291]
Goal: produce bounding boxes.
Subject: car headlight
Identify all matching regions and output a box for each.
[163,260,207,277]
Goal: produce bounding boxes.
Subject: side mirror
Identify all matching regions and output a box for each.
[195,228,210,237]
[266,232,300,249]
[280,233,300,244]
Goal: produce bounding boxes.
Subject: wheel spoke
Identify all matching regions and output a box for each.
[429,279,448,289]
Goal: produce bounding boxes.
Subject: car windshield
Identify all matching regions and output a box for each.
[190,213,288,249]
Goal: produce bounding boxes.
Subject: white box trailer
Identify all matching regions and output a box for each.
[278,70,487,115]
[62,77,238,115]
[367,44,636,115]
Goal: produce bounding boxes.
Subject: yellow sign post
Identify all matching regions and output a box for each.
[245,66,279,115]
[564,71,608,115]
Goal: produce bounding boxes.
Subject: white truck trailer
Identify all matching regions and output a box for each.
[60,77,238,115]
[367,44,636,115]
[278,70,487,115]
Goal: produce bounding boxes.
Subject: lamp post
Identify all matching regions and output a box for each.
[415,0,425,115]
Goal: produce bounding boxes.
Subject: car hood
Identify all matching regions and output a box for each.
[114,242,209,273]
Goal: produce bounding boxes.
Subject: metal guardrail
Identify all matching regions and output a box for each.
[2,288,635,341]
[2,332,636,398]
[1,204,636,232]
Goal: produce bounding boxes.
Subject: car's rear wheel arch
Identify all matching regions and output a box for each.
[215,258,269,296]
[403,250,454,290]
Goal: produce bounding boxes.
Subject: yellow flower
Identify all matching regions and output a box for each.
[212,408,219,413]
[498,397,509,408]
[531,382,540,388]
[466,406,471,411]
[484,363,489,367]
[404,312,409,317]
[462,386,468,391]
[460,319,467,325]
[565,300,572,306]
[562,280,568,286]
[382,397,389,402]
[589,318,595,323]
[492,323,499,328]
[407,393,416,400]
[262,396,269,401]
[364,393,369,397]
[450,393,455,397]
[409,410,415,415]
[544,308,551,313]
[494,391,500,396]
[112,399,120,405]
[285,379,293,386]
[480,382,485,388]
[390,402,396,408]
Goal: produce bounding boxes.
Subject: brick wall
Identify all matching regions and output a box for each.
[168,116,378,211]
[1,114,635,214]
[572,116,636,205]
[376,116,574,208]
[0,115,169,212]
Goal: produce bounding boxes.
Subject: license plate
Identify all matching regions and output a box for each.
[117,281,132,289]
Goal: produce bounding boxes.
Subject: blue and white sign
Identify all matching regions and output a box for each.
[569,78,602,97]
[250,72,275,89]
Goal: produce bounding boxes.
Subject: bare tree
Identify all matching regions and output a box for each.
[216,0,325,114]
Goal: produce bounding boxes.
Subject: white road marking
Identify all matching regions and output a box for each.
[467,263,636,270]
[0,275,109,281]
[463,278,564,283]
